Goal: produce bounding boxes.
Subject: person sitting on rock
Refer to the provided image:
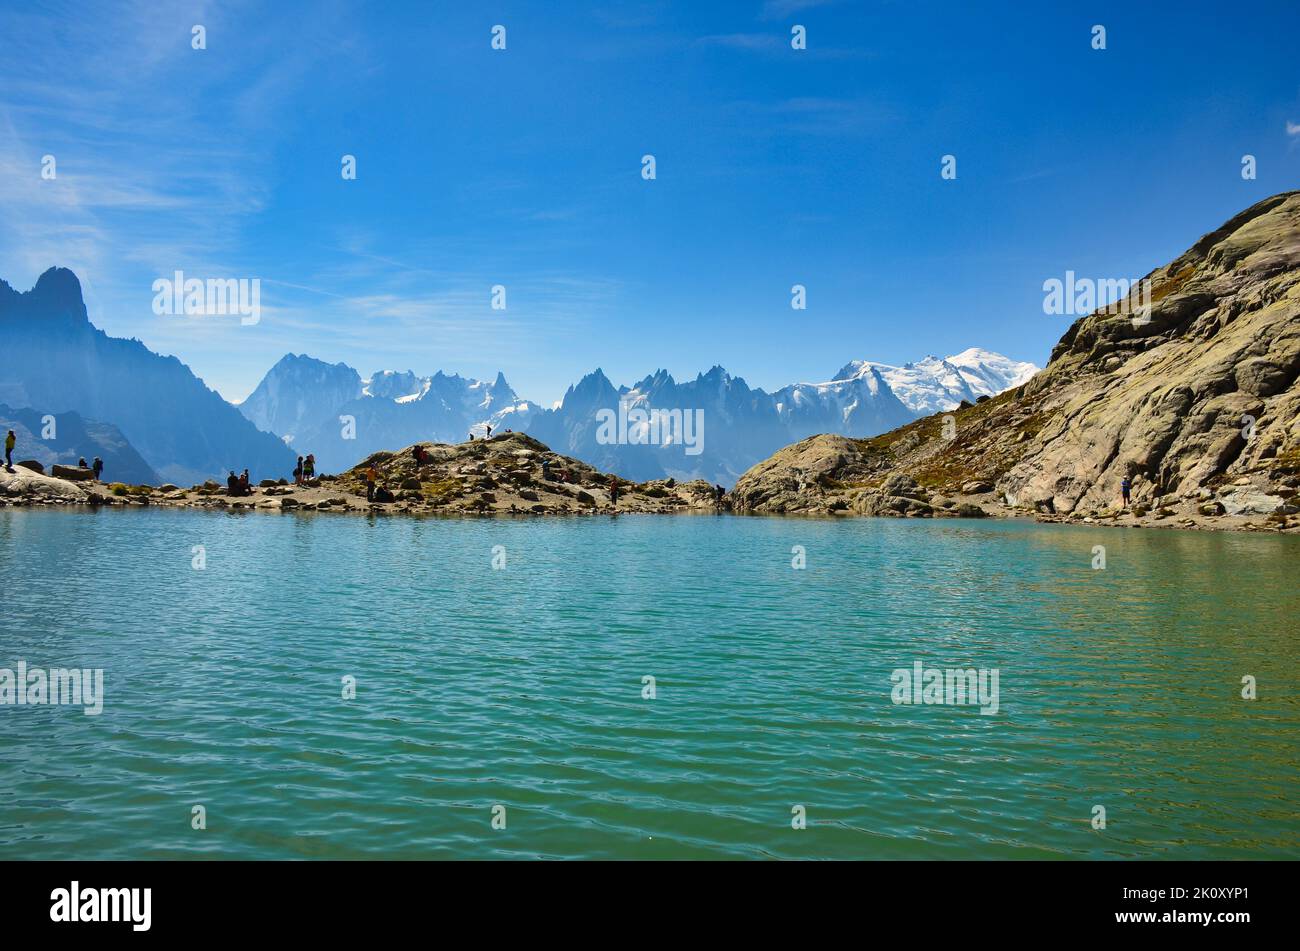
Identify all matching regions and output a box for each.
[226,471,240,495]
[92,457,103,481]
[240,469,251,495]
[365,465,379,502]
[79,457,89,470]
[4,430,14,470]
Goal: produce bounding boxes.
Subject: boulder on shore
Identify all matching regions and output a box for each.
[0,465,92,502]
[52,464,94,481]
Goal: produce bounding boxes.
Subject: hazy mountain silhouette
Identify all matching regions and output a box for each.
[0,268,297,484]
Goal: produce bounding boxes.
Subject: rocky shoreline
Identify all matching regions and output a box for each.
[2,428,1295,533]
[0,432,727,517]
[727,431,1299,534]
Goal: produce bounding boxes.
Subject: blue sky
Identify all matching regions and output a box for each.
[2,0,1298,405]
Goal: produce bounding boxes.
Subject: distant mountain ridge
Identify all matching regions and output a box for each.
[238,356,538,472]
[241,349,1038,484]
[0,268,1036,487]
[0,268,298,484]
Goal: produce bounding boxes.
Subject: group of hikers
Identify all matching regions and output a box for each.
[215,452,313,498]
[223,453,320,497]
[468,424,498,441]
[466,424,519,442]
[293,454,317,484]
[362,463,395,503]
[226,469,254,496]
[4,431,103,480]
[5,431,104,478]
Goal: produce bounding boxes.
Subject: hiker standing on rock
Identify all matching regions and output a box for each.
[303,454,315,481]
[4,430,14,470]
[609,476,619,509]
[92,457,103,481]
[365,465,378,502]
[1121,476,1132,507]
[294,456,304,485]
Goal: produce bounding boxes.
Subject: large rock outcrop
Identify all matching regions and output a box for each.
[0,431,728,516]
[336,432,723,515]
[0,465,92,503]
[732,192,1300,530]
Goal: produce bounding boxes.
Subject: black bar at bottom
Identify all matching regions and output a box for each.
[0,859,1283,938]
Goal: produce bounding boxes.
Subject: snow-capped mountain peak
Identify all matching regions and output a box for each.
[828,348,1039,416]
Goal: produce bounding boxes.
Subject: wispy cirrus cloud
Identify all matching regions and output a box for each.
[721,96,898,138]
[0,0,350,290]
[697,33,783,51]
[760,0,839,19]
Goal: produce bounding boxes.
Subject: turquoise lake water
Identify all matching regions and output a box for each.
[0,507,1296,859]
